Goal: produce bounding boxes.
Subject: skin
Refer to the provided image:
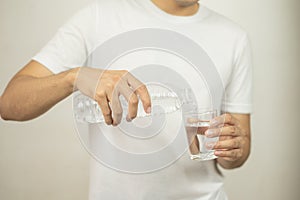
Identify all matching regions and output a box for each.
[153,0,251,169]
[151,0,199,16]
[0,62,151,126]
[207,113,251,169]
[0,0,251,169]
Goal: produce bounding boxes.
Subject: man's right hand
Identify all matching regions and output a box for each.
[73,67,151,126]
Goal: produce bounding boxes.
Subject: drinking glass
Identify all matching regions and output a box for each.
[183,110,218,161]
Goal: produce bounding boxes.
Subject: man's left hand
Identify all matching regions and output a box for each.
[205,113,251,168]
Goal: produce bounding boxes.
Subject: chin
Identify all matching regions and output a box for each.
[175,0,199,7]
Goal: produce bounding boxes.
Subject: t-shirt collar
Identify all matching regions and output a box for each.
[137,0,210,23]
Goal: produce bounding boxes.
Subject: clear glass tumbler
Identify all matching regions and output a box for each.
[183,110,219,161]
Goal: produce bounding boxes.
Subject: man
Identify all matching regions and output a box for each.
[0,0,252,199]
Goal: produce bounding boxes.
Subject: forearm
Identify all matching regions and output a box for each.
[0,68,79,121]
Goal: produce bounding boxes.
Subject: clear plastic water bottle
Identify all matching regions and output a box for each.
[73,83,194,123]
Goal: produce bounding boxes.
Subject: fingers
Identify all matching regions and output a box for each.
[197,127,209,135]
[96,91,112,125]
[189,136,200,155]
[95,87,122,126]
[214,149,243,161]
[117,80,139,121]
[210,113,238,128]
[126,92,139,121]
[126,73,151,114]
[205,126,241,138]
[212,138,243,150]
[110,90,123,126]
[92,69,150,126]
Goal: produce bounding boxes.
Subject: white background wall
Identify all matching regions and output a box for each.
[0,0,299,199]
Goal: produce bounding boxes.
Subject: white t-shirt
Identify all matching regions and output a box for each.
[33,0,252,199]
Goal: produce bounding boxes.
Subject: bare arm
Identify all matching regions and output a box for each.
[0,61,78,121]
[0,61,151,124]
[206,113,251,169]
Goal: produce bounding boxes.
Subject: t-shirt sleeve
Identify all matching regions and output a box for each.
[32,1,98,74]
[221,34,253,114]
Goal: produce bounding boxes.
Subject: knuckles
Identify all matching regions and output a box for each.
[89,69,147,126]
[95,91,106,100]
[230,126,236,134]
[109,70,129,82]
[105,83,115,91]
[137,84,147,92]
[225,113,233,122]
[128,96,138,106]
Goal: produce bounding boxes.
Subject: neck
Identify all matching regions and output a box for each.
[151,0,199,16]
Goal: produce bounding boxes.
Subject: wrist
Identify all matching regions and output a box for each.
[65,67,81,91]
